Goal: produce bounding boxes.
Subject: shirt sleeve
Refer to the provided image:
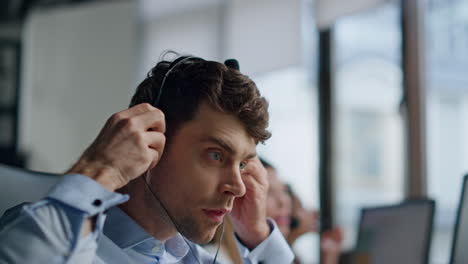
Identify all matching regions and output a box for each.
[0,174,128,264]
[235,218,295,264]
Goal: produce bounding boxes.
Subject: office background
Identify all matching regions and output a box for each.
[1,0,468,263]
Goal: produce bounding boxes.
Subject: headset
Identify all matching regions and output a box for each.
[153,56,240,107]
[144,56,241,263]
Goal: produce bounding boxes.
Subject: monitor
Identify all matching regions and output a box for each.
[449,174,468,264]
[354,199,435,264]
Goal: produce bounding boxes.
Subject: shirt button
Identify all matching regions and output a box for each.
[92,199,102,206]
[152,244,163,253]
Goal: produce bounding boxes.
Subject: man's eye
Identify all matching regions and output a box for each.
[240,161,247,170]
[208,152,222,161]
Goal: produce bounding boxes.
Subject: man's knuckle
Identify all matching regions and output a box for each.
[141,103,153,111]
[122,117,138,129]
[132,131,145,144]
[110,112,123,123]
[154,108,165,119]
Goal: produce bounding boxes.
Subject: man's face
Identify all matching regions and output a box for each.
[149,102,256,243]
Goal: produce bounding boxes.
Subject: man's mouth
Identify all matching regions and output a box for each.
[202,208,230,223]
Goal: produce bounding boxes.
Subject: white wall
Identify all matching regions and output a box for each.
[138,0,304,77]
[138,4,222,79]
[20,1,138,172]
[225,0,303,75]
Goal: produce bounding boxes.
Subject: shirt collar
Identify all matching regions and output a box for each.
[103,206,190,262]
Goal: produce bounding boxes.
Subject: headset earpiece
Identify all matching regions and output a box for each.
[224,59,240,70]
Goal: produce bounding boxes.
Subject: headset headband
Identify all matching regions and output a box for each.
[152,57,240,107]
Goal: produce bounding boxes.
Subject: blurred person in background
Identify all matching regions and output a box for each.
[261,158,344,264]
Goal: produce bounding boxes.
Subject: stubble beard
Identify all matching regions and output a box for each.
[175,213,220,244]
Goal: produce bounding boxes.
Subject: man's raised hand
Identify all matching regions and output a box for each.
[67,103,166,191]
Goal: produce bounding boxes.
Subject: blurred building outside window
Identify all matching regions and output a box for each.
[333,1,405,251]
[426,0,468,263]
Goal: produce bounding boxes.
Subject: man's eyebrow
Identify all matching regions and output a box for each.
[245,152,257,160]
[202,136,256,159]
[202,136,236,154]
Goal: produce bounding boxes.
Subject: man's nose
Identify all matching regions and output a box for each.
[219,167,246,197]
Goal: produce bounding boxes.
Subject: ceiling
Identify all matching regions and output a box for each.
[0,0,100,23]
[138,0,220,21]
[0,0,224,23]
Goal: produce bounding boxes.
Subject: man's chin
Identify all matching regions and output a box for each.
[183,225,218,244]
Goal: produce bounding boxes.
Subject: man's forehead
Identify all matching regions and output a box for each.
[195,104,253,135]
[178,101,256,154]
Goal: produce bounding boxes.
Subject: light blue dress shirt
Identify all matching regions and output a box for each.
[0,174,294,263]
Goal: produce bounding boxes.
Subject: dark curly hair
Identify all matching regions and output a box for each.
[129,51,271,144]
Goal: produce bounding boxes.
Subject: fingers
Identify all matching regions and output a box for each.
[120,103,158,118]
[133,108,166,132]
[110,103,165,132]
[242,157,268,187]
[240,170,257,191]
[242,156,261,172]
[115,104,166,168]
[144,131,166,169]
[92,103,166,184]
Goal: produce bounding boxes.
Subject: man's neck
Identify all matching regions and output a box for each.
[118,177,178,242]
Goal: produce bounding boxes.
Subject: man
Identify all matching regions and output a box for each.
[0,54,294,263]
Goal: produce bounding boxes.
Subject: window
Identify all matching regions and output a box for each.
[426,0,468,262]
[349,111,383,179]
[333,1,405,249]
